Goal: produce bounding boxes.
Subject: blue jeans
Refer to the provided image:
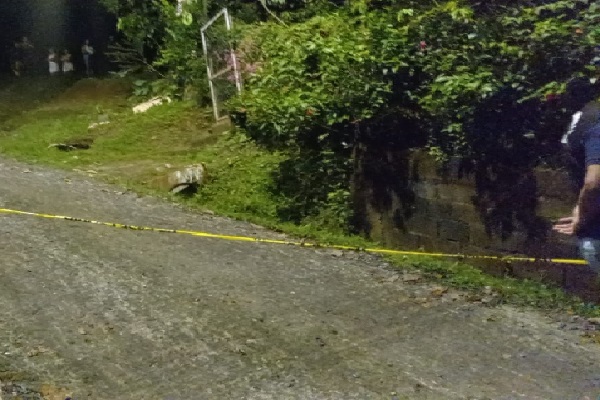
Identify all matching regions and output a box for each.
[578,238,600,273]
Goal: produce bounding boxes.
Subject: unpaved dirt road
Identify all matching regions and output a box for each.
[0,158,599,400]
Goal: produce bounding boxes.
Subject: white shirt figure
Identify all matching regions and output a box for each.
[82,40,94,75]
[61,50,74,73]
[48,49,59,74]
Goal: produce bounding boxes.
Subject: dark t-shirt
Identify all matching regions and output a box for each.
[585,124,600,166]
[568,101,600,238]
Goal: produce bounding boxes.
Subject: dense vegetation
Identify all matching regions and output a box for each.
[100,0,600,232]
[1,76,597,314]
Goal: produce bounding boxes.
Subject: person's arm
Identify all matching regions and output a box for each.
[554,129,600,235]
[575,164,600,233]
[553,129,600,235]
[578,127,600,233]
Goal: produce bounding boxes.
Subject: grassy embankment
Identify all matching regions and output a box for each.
[0,76,597,317]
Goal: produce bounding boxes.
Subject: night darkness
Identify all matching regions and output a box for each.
[0,0,117,75]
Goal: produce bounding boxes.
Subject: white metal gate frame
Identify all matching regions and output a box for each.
[201,8,242,121]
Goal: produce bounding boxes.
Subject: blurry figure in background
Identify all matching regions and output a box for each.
[61,49,74,73]
[48,48,59,75]
[81,39,94,76]
[10,40,23,76]
[18,37,34,75]
[11,37,34,77]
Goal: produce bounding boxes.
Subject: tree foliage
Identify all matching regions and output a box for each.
[100,0,600,230]
[225,0,600,229]
[99,0,257,99]
[235,0,600,154]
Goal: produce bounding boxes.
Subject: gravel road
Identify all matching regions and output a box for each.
[0,158,599,400]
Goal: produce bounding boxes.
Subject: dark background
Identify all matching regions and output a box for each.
[0,0,117,76]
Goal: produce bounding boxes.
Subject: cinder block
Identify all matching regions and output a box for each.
[493,231,531,254]
[404,213,437,237]
[436,219,470,243]
[436,183,476,204]
[433,203,454,218]
[537,197,573,220]
[409,150,441,182]
[413,182,439,200]
[534,168,577,202]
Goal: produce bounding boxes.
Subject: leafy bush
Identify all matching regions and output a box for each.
[229,0,600,228]
[228,12,392,226]
[235,0,600,151]
[100,0,600,231]
[101,0,258,102]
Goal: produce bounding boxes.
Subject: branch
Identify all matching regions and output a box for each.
[106,43,166,78]
[258,0,288,26]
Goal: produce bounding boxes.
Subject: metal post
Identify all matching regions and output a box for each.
[200,16,219,121]
[201,8,242,121]
[224,8,242,94]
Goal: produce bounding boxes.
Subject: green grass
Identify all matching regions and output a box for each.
[0,75,76,121]
[0,76,598,318]
[390,255,600,315]
[0,77,371,247]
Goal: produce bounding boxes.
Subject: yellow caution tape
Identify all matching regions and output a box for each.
[0,207,587,266]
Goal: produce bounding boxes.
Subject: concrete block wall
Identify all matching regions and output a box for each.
[352,147,597,298]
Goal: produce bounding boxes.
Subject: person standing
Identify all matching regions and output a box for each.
[12,37,34,76]
[81,39,94,76]
[10,40,23,76]
[20,37,34,75]
[48,48,59,75]
[553,78,600,274]
[61,49,74,73]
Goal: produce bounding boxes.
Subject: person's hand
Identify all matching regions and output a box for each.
[552,216,578,235]
[553,206,581,236]
[553,211,583,236]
